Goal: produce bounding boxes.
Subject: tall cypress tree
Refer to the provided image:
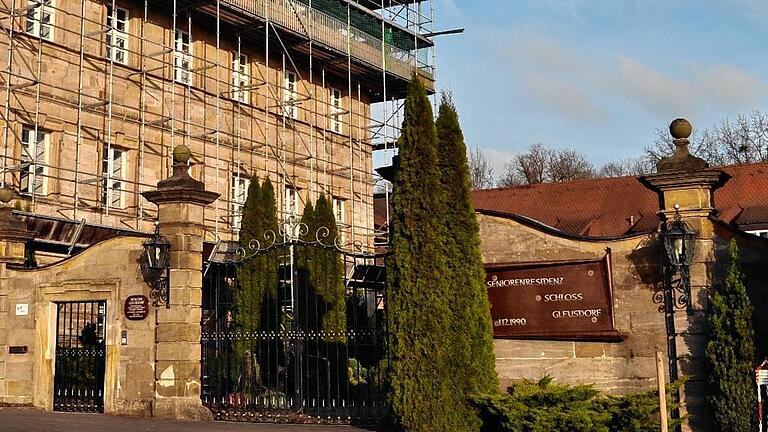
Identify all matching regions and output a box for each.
[705,240,757,431]
[235,178,263,351]
[256,178,280,331]
[235,177,280,333]
[388,75,459,431]
[436,94,499,428]
[313,194,346,340]
[300,195,347,338]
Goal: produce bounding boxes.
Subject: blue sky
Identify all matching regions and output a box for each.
[430,0,768,177]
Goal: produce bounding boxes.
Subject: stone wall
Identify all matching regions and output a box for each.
[0,235,155,415]
[478,212,667,394]
[479,212,768,432]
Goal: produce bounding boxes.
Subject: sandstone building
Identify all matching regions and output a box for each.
[0,0,435,258]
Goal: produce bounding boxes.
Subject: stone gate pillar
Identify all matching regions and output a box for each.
[640,119,728,432]
[142,146,219,420]
[0,188,35,403]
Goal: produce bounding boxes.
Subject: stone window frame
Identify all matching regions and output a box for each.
[106,5,130,66]
[231,51,250,104]
[332,195,347,243]
[100,144,128,210]
[230,173,250,230]
[329,87,343,134]
[283,70,298,120]
[173,28,192,85]
[283,185,299,218]
[25,0,55,42]
[19,124,51,197]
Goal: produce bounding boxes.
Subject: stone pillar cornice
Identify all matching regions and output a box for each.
[639,169,728,193]
[639,169,729,222]
[142,189,219,208]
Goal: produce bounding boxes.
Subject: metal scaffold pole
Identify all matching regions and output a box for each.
[0,0,16,189]
[214,0,221,236]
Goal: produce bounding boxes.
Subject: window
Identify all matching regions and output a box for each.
[101,146,126,209]
[20,126,49,196]
[332,197,345,225]
[25,0,55,41]
[329,88,343,133]
[106,6,129,65]
[174,29,191,85]
[283,70,298,119]
[284,186,299,217]
[333,197,346,242]
[232,52,249,103]
[283,186,300,238]
[231,175,250,229]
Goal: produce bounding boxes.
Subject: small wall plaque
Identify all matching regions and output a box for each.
[124,295,149,320]
[15,303,28,316]
[9,346,28,354]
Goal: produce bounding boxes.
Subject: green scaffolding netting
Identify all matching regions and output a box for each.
[295,0,423,52]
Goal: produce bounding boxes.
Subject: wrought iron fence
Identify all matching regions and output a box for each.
[201,225,389,425]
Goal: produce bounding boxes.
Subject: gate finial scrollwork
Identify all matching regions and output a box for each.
[228,223,367,263]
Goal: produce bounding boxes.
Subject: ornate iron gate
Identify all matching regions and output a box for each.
[201,226,389,425]
[53,300,107,412]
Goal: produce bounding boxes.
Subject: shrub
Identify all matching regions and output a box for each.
[472,376,683,432]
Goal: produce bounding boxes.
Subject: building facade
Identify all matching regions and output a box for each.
[0,0,435,259]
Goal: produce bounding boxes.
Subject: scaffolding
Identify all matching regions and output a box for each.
[0,0,434,252]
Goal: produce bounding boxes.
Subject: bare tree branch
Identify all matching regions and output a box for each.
[499,143,550,187]
[645,110,768,166]
[467,146,495,190]
[548,148,595,182]
[599,157,654,177]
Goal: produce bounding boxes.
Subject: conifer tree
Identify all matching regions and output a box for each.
[233,178,264,393]
[235,178,263,340]
[387,75,459,431]
[298,195,346,340]
[234,177,281,392]
[235,178,280,332]
[313,194,347,340]
[705,240,757,431]
[256,178,280,329]
[436,94,499,428]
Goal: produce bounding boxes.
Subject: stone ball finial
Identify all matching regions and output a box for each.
[669,118,692,140]
[172,145,192,164]
[0,187,13,204]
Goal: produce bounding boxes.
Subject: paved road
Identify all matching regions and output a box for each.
[0,407,375,432]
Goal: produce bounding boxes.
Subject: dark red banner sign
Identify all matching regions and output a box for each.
[486,254,622,341]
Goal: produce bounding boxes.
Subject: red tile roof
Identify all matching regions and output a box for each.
[471,161,768,238]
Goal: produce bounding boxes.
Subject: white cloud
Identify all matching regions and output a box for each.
[525,76,608,123]
[499,32,768,132]
[618,57,768,115]
[505,35,609,124]
[694,64,768,109]
[618,57,695,114]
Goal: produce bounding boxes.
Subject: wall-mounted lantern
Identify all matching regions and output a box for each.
[143,223,170,308]
[660,204,697,313]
